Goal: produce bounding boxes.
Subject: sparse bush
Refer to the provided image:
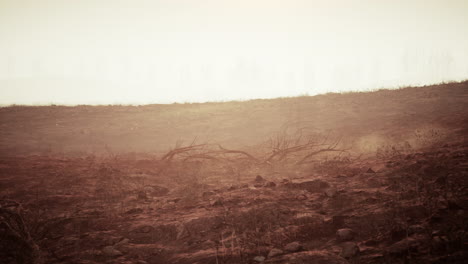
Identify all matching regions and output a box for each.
[0,200,41,264]
[414,127,447,149]
[376,141,413,160]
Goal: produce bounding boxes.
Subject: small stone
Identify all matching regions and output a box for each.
[145,185,170,197]
[366,168,375,173]
[255,175,265,182]
[340,242,359,258]
[176,223,189,240]
[210,199,223,206]
[432,236,449,252]
[264,181,277,187]
[125,208,143,214]
[227,185,238,191]
[386,235,426,256]
[408,225,425,236]
[135,225,153,233]
[336,228,354,242]
[115,238,130,246]
[169,198,181,203]
[290,180,330,193]
[202,191,215,198]
[332,215,347,228]
[324,188,337,197]
[137,191,147,200]
[296,194,307,200]
[284,241,303,252]
[102,246,123,257]
[434,176,446,185]
[253,255,266,262]
[448,200,462,210]
[268,248,283,258]
[264,251,349,264]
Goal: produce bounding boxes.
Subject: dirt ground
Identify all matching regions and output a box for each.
[0,81,467,264]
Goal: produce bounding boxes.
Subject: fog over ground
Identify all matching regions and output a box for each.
[1,0,467,104]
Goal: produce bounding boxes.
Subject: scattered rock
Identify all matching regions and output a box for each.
[265,250,348,264]
[265,181,277,187]
[284,241,303,252]
[366,168,376,173]
[340,242,359,258]
[253,255,266,262]
[102,246,123,257]
[336,228,354,242]
[268,248,284,258]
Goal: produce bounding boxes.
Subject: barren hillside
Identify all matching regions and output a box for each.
[1,81,467,156]
[0,81,467,264]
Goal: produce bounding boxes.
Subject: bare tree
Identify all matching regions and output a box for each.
[264,127,347,165]
[155,125,348,176]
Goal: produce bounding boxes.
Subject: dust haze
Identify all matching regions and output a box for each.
[1,1,468,264]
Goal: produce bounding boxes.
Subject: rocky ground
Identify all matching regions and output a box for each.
[1,82,467,263]
[1,142,467,264]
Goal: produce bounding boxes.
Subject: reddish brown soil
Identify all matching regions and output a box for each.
[0,82,467,264]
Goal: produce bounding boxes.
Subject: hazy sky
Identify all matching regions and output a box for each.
[1,0,467,104]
